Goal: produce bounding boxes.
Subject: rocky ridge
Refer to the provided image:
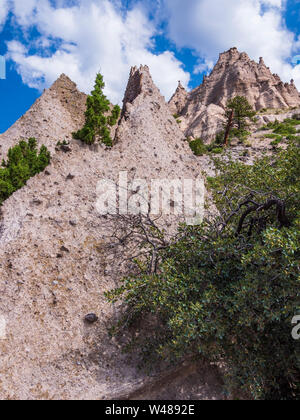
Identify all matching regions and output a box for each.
[0,74,87,158]
[1,49,299,400]
[169,47,300,141]
[0,66,223,400]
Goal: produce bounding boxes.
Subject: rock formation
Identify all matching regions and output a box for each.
[169,47,300,141]
[2,47,297,399]
[168,81,188,116]
[0,66,223,400]
[0,74,87,158]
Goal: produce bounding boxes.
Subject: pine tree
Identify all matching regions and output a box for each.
[0,138,51,205]
[72,73,120,147]
[226,96,256,131]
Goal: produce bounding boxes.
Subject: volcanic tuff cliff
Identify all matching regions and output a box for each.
[0,74,87,158]
[1,47,299,400]
[0,65,224,400]
[169,47,300,141]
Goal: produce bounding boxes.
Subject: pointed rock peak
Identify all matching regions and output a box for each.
[259,57,266,66]
[117,64,186,148]
[173,48,300,141]
[50,73,79,93]
[217,47,252,66]
[239,52,250,61]
[226,47,239,55]
[169,81,188,116]
[219,47,240,62]
[58,73,73,82]
[273,73,281,82]
[47,73,87,123]
[121,65,160,114]
[177,80,186,91]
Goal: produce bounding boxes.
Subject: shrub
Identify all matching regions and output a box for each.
[286,135,298,141]
[215,130,226,145]
[260,119,299,137]
[189,138,208,156]
[270,139,282,146]
[273,124,296,136]
[107,144,300,400]
[0,138,51,205]
[210,147,224,154]
[230,128,251,142]
[56,140,69,147]
[264,134,282,140]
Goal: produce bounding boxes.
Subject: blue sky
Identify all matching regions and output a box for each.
[0,0,300,133]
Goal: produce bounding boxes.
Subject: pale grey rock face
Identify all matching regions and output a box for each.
[193,47,300,110]
[183,104,226,143]
[168,81,188,116]
[0,66,225,400]
[168,47,300,142]
[255,108,300,127]
[0,74,87,158]
[3,54,295,399]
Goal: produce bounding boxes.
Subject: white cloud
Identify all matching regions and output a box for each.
[10,0,39,25]
[193,59,214,75]
[0,0,9,27]
[261,0,284,7]
[3,0,300,99]
[5,0,190,103]
[162,0,300,89]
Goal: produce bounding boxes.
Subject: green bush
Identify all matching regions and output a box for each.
[189,138,208,156]
[215,130,228,145]
[260,119,300,137]
[270,139,282,146]
[288,136,300,145]
[107,144,300,400]
[210,147,224,154]
[273,124,296,136]
[230,128,251,142]
[264,134,283,140]
[56,140,69,147]
[73,72,120,147]
[0,138,51,205]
